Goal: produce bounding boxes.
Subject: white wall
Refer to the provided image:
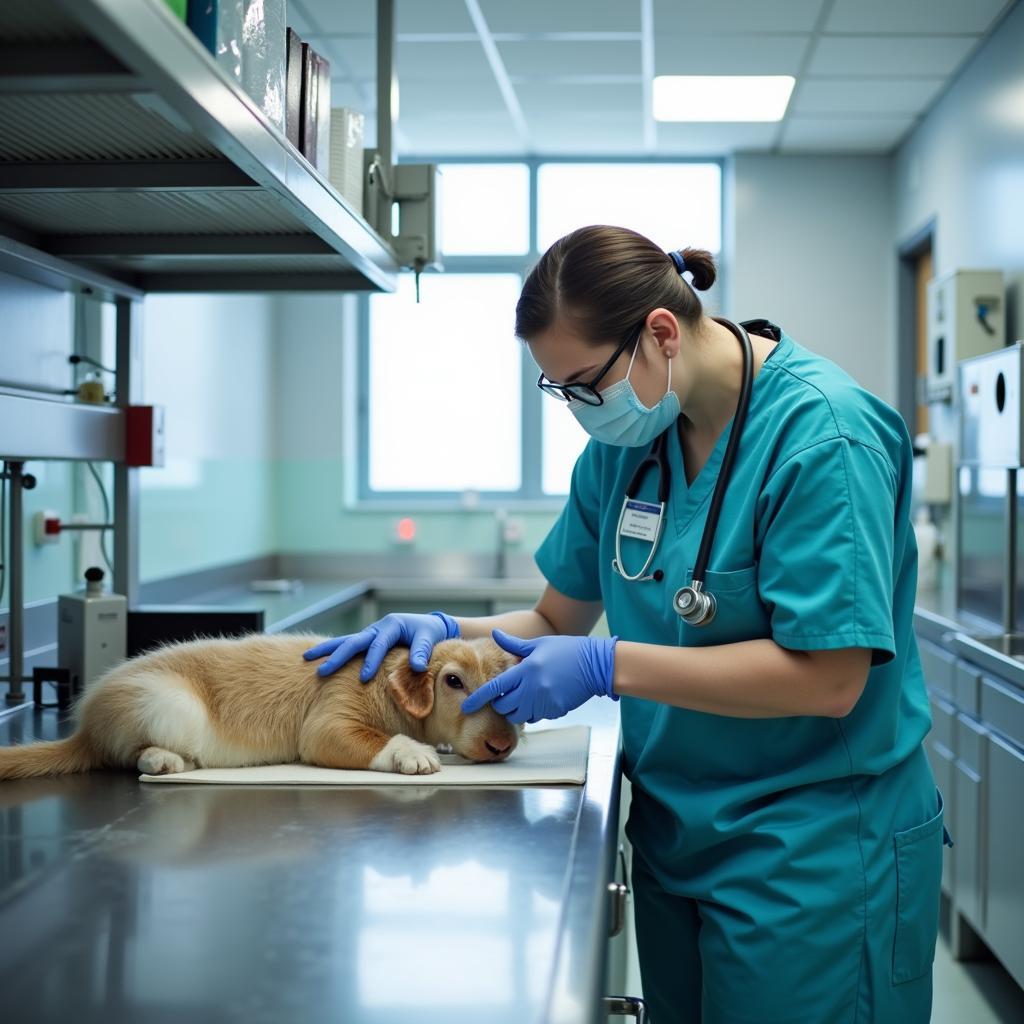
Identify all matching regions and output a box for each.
[725,154,895,403]
[137,293,278,582]
[894,0,1024,329]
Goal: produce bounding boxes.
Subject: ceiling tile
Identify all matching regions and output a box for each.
[793,77,946,115]
[479,0,641,34]
[655,122,779,154]
[328,79,375,113]
[397,0,477,34]
[807,35,978,76]
[292,0,375,36]
[515,82,642,118]
[654,0,826,34]
[398,111,523,155]
[396,40,493,80]
[527,112,646,154]
[780,115,917,151]
[399,77,509,118]
[655,34,810,76]
[825,0,1009,35]
[311,37,375,80]
[498,39,640,77]
[284,0,317,36]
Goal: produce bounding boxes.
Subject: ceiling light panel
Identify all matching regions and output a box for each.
[653,76,795,121]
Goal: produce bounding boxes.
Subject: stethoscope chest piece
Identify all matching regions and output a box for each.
[673,580,717,625]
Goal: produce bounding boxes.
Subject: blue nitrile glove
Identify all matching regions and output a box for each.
[460,629,619,725]
[303,611,459,681]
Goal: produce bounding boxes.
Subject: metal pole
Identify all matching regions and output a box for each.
[375,0,396,236]
[5,461,24,704]
[1005,468,1017,635]
[113,297,142,607]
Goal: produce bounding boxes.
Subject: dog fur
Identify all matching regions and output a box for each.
[0,633,521,779]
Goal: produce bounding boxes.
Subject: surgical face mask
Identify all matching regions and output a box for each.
[568,339,680,447]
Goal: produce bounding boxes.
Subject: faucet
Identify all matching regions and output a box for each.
[494,509,523,579]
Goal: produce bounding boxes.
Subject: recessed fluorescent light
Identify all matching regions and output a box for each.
[653,76,795,122]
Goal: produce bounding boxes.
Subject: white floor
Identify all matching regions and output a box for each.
[932,912,1024,1023]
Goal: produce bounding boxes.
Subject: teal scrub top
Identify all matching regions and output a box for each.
[535,329,932,870]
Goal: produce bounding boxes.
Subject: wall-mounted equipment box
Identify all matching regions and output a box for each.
[926,269,1004,401]
[125,405,166,467]
[393,163,443,273]
[960,342,1023,468]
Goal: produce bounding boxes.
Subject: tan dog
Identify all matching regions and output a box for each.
[0,634,521,780]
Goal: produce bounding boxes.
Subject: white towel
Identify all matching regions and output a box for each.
[139,725,590,786]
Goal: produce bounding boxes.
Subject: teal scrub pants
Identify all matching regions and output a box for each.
[629,747,944,1024]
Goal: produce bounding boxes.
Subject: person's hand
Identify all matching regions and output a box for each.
[303,611,459,681]
[460,629,618,724]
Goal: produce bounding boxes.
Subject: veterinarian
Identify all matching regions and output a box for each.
[307,225,945,1024]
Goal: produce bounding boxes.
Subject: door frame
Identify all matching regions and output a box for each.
[896,218,936,436]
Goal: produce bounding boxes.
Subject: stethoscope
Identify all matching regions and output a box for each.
[611,318,780,626]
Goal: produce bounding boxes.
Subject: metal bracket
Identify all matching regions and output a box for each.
[608,881,628,937]
[32,666,73,711]
[604,996,647,1022]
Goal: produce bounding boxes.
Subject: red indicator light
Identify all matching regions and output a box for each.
[396,517,416,542]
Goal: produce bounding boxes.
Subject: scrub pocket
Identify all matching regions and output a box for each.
[678,565,771,647]
[892,790,944,984]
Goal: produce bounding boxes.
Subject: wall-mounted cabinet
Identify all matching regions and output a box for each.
[0,0,399,293]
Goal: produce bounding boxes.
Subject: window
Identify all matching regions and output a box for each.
[360,159,722,502]
[537,163,721,254]
[439,163,529,256]
[367,273,522,493]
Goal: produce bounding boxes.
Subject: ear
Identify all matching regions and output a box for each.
[646,307,681,359]
[387,662,435,719]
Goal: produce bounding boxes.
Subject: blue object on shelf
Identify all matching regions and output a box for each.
[186,0,217,54]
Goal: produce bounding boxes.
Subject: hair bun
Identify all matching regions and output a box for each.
[679,247,717,291]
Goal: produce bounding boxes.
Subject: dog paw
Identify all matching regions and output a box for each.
[370,735,441,775]
[137,747,195,775]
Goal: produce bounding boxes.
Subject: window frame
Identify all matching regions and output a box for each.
[357,155,725,507]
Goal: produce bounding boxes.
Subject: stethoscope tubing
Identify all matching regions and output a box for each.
[612,317,757,614]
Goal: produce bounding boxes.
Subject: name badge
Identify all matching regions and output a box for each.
[620,500,662,542]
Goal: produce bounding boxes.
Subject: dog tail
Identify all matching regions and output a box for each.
[0,734,99,780]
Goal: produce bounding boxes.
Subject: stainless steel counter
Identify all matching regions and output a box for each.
[0,697,622,1023]
[914,576,1024,688]
[181,576,545,635]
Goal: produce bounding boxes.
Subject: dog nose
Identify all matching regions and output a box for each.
[484,739,512,756]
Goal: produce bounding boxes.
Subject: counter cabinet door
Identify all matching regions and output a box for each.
[952,713,985,933]
[984,732,1024,990]
[926,694,957,896]
[918,638,956,702]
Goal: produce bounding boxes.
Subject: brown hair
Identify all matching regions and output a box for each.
[515,224,717,346]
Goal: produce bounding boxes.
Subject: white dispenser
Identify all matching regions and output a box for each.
[58,567,127,694]
[925,269,1004,401]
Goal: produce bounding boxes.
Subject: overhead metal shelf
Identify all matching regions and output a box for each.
[0,0,400,293]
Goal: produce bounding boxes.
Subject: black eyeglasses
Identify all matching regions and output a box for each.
[536,319,645,406]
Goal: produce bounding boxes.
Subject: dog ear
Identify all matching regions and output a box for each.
[387,662,435,719]
[498,651,522,673]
